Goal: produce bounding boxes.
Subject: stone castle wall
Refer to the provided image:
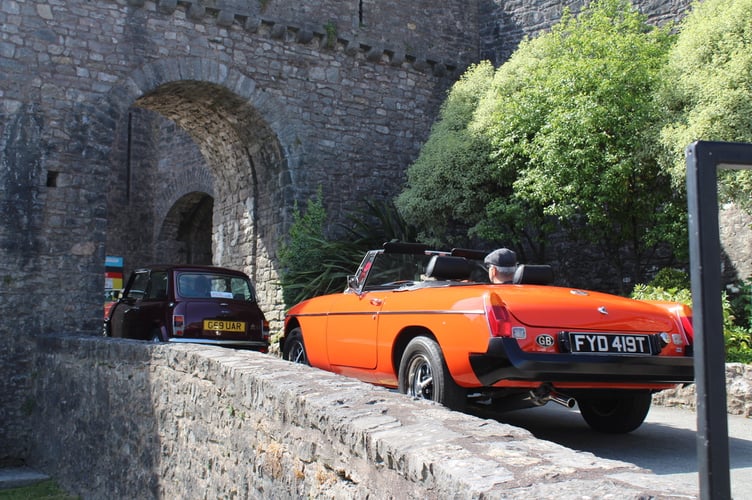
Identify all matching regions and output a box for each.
[3,334,699,499]
[0,0,473,338]
[2,0,716,339]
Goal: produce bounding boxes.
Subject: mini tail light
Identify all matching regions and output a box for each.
[262,320,270,341]
[485,293,512,338]
[173,314,185,336]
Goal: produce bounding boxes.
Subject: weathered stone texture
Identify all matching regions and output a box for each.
[9,334,699,499]
[1,0,704,341]
[720,203,752,283]
[2,0,478,337]
[653,363,752,417]
[479,0,693,65]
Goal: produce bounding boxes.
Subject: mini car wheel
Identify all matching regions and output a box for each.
[577,390,652,433]
[150,328,163,343]
[398,336,466,410]
[283,327,309,365]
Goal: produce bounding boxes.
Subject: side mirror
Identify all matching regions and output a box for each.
[347,275,360,292]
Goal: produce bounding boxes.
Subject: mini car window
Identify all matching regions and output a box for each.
[126,272,150,299]
[178,274,212,298]
[227,277,255,301]
[178,273,255,300]
[145,271,168,300]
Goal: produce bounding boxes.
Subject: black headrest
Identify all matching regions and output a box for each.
[513,264,554,285]
[425,255,470,281]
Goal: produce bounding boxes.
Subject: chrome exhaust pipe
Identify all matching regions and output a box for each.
[547,391,576,409]
[528,386,576,408]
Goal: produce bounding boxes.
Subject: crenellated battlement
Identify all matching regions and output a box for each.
[123,0,467,77]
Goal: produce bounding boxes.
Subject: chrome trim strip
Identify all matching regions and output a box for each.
[379,309,484,316]
[291,309,484,318]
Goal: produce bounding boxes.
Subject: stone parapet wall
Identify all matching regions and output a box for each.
[653,363,752,417]
[7,334,699,499]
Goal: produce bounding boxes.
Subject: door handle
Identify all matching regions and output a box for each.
[369,298,383,306]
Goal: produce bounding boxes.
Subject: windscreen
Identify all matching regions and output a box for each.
[362,252,490,290]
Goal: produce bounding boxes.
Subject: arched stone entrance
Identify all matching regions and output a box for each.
[105,59,298,324]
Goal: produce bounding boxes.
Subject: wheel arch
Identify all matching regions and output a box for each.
[391,326,437,378]
[280,316,302,353]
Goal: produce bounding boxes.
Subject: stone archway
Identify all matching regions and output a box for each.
[105,59,299,324]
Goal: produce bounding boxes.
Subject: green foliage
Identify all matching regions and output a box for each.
[726,326,752,364]
[0,479,78,499]
[658,0,752,212]
[398,0,688,269]
[630,282,692,307]
[728,277,752,330]
[278,194,418,307]
[396,62,498,247]
[647,268,691,290]
[277,189,340,307]
[631,270,752,363]
[323,20,337,48]
[487,0,683,267]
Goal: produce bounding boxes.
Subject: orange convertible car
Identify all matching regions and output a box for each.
[281,242,694,433]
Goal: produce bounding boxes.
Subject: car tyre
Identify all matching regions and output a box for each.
[577,390,652,433]
[398,336,466,411]
[150,328,163,343]
[283,327,309,365]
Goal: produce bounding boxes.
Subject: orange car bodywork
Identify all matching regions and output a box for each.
[283,247,694,396]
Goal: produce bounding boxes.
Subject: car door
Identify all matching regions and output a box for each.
[110,270,168,340]
[325,290,386,370]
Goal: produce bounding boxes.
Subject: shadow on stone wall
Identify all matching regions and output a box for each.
[4,334,699,498]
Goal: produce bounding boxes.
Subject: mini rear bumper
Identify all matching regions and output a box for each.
[469,337,694,386]
[167,338,269,351]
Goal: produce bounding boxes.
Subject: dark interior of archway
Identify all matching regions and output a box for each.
[156,191,213,265]
[177,193,213,264]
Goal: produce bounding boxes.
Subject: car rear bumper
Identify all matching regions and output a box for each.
[469,337,694,386]
[167,338,269,351]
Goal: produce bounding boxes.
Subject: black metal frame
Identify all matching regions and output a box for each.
[685,140,752,499]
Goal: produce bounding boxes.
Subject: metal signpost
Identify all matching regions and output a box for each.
[685,141,752,499]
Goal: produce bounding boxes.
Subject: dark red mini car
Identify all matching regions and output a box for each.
[104,265,269,351]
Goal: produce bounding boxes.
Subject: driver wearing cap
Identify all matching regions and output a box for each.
[484,248,518,284]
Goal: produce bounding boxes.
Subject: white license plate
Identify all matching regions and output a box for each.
[569,333,653,355]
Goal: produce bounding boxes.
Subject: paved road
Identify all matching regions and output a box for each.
[481,403,752,498]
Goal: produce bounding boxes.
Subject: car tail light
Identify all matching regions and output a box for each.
[173,314,185,336]
[485,293,512,337]
[262,319,270,341]
[680,313,694,343]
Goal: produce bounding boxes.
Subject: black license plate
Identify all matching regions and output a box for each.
[569,333,653,355]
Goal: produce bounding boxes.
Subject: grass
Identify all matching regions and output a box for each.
[0,480,78,500]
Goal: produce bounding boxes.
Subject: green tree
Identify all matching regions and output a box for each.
[399,0,687,283]
[485,0,683,280]
[278,193,418,307]
[277,189,335,307]
[395,62,498,248]
[658,0,752,213]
